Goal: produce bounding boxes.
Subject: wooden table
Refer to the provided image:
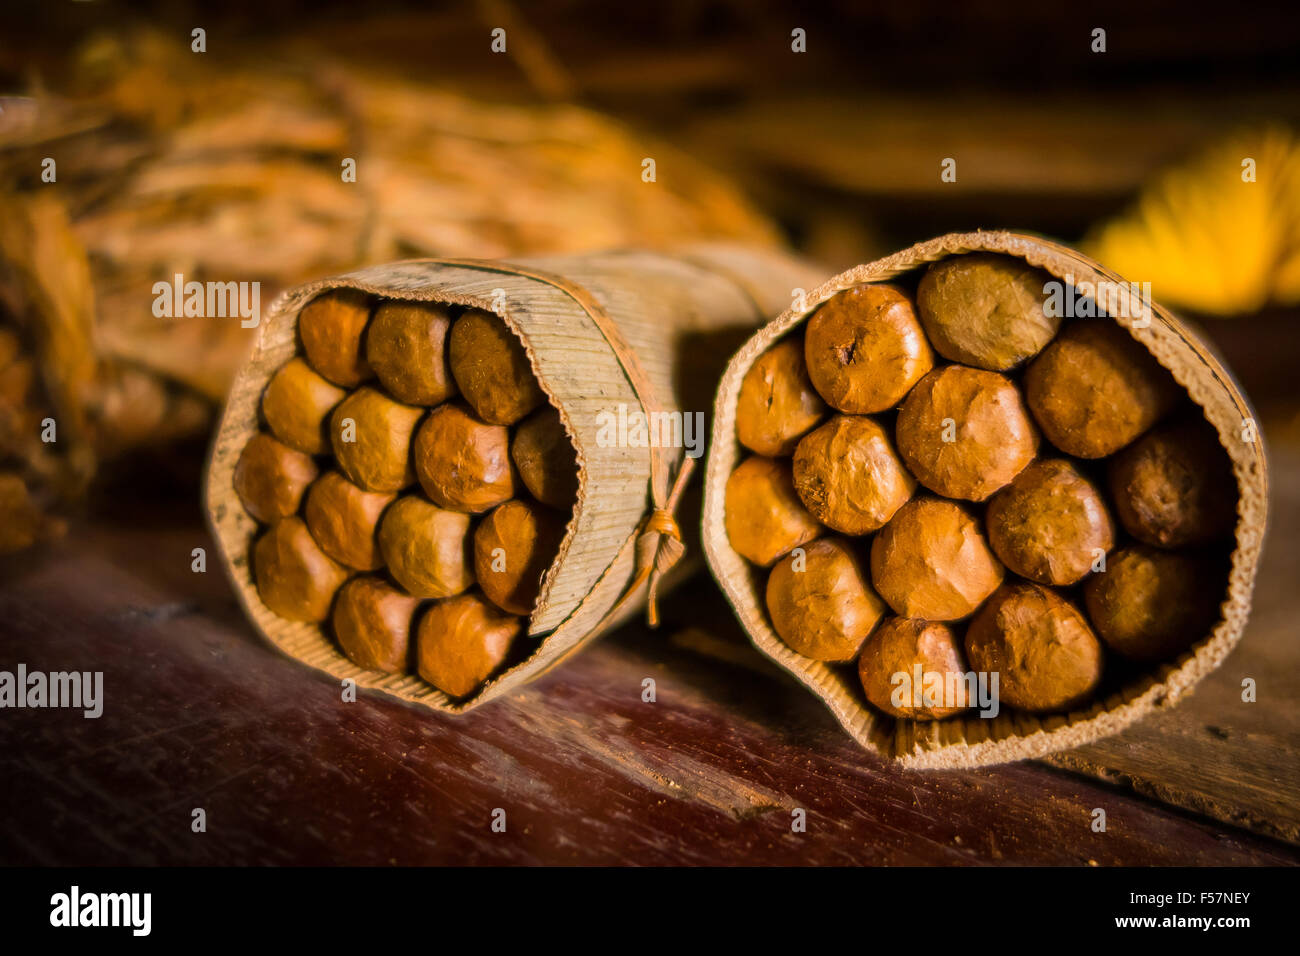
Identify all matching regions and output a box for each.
[2,421,1298,866]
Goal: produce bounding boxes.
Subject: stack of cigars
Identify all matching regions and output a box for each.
[233,291,577,699]
[724,252,1236,720]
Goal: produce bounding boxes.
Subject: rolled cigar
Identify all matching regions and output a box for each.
[895,364,1038,501]
[413,402,516,512]
[791,414,914,534]
[303,471,395,571]
[858,618,971,720]
[377,494,475,598]
[1083,545,1222,662]
[765,536,884,662]
[1025,319,1181,458]
[803,284,933,414]
[417,591,522,698]
[1108,417,1236,548]
[511,406,579,510]
[329,386,423,493]
[916,253,1061,370]
[253,516,350,622]
[473,499,568,615]
[364,300,458,406]
[448,309,546,425]
[869,496,1004,621]
[724,455,822,567]
[986,458,1115,586]
[965,581,1104,713]
[332,575,421,673]
[233,431,319,524]
[735,336,826,456]
[297,289,375,388]
[261,357,347,455]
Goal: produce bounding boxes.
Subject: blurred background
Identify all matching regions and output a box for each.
[2,0,1299,549]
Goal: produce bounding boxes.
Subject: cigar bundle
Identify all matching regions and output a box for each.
[703,231,1267,768]
[207,246,817,711]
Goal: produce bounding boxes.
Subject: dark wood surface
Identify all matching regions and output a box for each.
[2,439,1298,865]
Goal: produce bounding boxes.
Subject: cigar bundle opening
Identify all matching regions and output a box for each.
[705,232,1267,768]
[235,290,577,701]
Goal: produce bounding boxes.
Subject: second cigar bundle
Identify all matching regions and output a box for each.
[704,232,1267,768]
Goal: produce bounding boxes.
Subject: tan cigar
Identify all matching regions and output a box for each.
[1024,319,1180,458]
[986,458,1115,586]
[511,406,580,510]
[965,581,1104,713]
[765,536,885,662]
[413,402,516,512]
[303,471,395,571]
[233,431,319,524]
[329,386,423,493]
[253,516,350,622]
[297,289,375,388]
[792,414,914,534]
[377,494,475,599]
[869,496,1004,621]
[724,455,822,567]
[417,591,522,698]
[448,309,545,425]
[473,499,568,615]
[332,575,421,673]
[735,335,827,456]
[261,357,347,455]
[803,284,933,414]
[364,300,458,406]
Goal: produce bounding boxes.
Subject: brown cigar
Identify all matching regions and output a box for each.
[332,575,421,673]
[377,494,475,599]
[364,300,458,406]
[858,618,971,720]
[916,253,1061,370]
[511,406,580,510]
[735,335,827,456]
[1108,417,1236,548]
[1083,544,1222,662]
[413,402,516,512]
[895,364,1038,501]
[791,414,914,534]
[869,496,1004,621]
[965,581,1103,713]
[261,357,347,455]
[417,591,522,698]
[297,289,375,388]
[1024,319,1180,458]
[448,309,546,425]
[253,516,350,622]
[803,284,934,414]
[233,432,319,524]
[329,386,423,493]
[473,499,567,616]
[724,455,822,567]
[303,471,395,571]
[765,536,885,662]
[986,458,1115,586]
